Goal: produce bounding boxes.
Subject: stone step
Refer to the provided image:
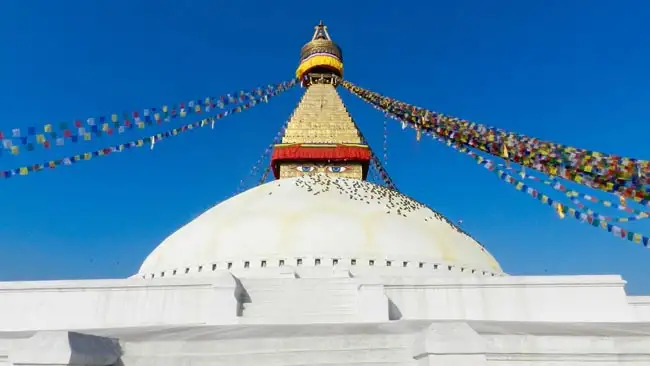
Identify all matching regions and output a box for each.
[241,304,358,317]
[240,278,358,288]
[124,333,414,354]
[240,286,359,299]
[123,358,413,366]
[237,314,361,324]
[121,347,413,366]
[242,293,358,304]
[289,117,353,122]
[282,137,362,144]
[285,120,357,127]
[239,279,361,321]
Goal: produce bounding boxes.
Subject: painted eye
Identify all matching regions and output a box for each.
[327,166,348,173]
[295,166,315,173]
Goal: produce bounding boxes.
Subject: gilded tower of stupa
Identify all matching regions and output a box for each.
[271,22,371,180]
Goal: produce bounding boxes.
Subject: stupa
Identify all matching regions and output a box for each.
[0,22,649,366]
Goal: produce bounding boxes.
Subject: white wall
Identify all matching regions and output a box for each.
[0,272,642,332]
[0,272,240,332]
[383,275,635,322]
[628,296,650,321]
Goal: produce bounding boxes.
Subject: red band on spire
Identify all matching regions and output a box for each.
[271,144,371,178]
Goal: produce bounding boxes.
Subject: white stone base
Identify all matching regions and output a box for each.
[3,321,650,366]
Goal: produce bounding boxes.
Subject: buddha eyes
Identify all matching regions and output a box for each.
[295,166,316,173]
[294,165,348,173]
[327,166,347,173]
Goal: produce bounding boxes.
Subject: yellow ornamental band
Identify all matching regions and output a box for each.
[296,55,344,79]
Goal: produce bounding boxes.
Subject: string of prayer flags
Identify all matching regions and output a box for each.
[355,120,397,190]
[504,167,650,223]
[371,103,649,247]
[0,79,297,158]
[438,129,650,246]
[340,79,650,202]
[377,98,649,222]
[236,119,290,194]
[353,80,650,202]
[0,85,293,180]
[343,79,650,184]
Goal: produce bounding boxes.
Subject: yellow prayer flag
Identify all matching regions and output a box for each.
[633,233,643,243]
[180,110,187,118]
[10,146,19,155]
[111,114,118,122]
[102,123,109,132]
[84,133,91,141]
[36,134,46,144]
[19,167,28,175]
[83,153,92,160]
[44,124,53,132]
[556,203,565,219]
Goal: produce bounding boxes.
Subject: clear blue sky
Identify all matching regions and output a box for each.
[1,1,649,293]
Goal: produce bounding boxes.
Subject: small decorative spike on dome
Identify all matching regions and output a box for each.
[312,21,331,40]
[296,21,344,81]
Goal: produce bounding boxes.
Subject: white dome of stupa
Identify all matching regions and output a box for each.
[137,175,502,278]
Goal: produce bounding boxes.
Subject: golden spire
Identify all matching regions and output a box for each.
[271,23,369,180]
[281,80,361,145]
